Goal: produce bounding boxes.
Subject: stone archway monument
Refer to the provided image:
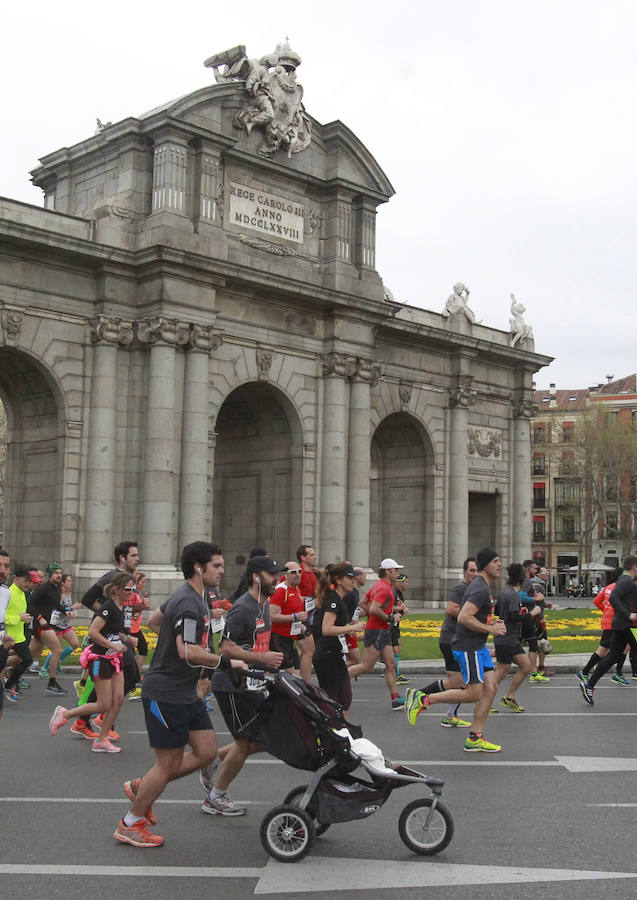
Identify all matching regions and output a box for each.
[0,42,551,604]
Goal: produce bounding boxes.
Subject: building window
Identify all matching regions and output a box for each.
[560,516,576,541]
[605,479,618,502]
[533,516,546,541]
[532,454,546,475]
[560,452,574,475]
[533,482,546,508]
[554,479,579,508]
[605,513,618,539]
[534,424,546,444]
[562,422,574,443]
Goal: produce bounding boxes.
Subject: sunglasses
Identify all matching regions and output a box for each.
[123,585,135,591]
[286,568,302,575]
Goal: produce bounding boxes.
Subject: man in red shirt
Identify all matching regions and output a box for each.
[270,561,308,674]
[348,557,405,710]
[295,545,317,683]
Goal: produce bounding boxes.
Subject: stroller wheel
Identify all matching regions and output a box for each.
[398,798,454,855]
[260,805,315,862]
[284,785,330,837]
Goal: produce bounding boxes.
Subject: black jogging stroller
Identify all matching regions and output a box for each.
[236,669,454,862]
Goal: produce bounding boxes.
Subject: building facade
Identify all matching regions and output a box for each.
[531,375,637,590]
[0,47,550,604]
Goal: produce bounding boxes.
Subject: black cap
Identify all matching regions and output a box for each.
[476,548,499,571]
[246,555,287,577]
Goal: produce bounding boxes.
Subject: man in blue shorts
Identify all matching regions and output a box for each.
[405,548,506,752]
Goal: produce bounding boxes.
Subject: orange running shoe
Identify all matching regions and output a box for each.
[93,714,120,741]
[70,718,98,740]
[113,818,164,847]
[123,778,157,826]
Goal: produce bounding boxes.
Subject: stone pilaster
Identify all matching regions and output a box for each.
[138,316,190,563]
[178,326,222,548]
[447,378,477,567]
[346,366,378,567]
[511,396,537,563]
[151,131,189,217]
[85,315,134,562]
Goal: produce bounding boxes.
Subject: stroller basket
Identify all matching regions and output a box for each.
[314,775,392,824]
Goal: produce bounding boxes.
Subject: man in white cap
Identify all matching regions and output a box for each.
[348,558,405,710]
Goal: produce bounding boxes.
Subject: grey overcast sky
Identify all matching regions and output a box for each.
[3,0,635,390]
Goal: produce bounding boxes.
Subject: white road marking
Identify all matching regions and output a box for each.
[588,803,637,807]
[1,858,636,891]
[0,797,267,806]
[556,756,637,773]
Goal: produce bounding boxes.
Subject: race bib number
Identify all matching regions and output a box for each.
[123,607,133,629]
[107,632,121,643]
[211,614,225,633]
[304,597,315,613]
[290,619,303,636]
[50,609,70,629]
[246,676,266,693]
[338,635,348,654]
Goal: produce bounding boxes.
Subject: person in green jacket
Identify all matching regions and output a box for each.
[4,567,34,700]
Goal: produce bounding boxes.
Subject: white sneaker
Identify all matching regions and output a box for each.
[201,794,247,816]
[29,662,40,673]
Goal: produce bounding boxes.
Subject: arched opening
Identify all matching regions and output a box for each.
[213,382,303,587]
[370,412,434,604]
[0,349,64,564]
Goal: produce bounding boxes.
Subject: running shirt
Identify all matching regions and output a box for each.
[451,575,493,651]
[594,582,616,630]
[89,597,125,653]
[299,568,317,614]
[6,583,28,642]
[28,580,64,627]
[609,574,637,630]
[212,590,272,693]
[313,590,349,657]
[270,583,304,638]
[142,583,212,704]
[80,568,120,611]
[493,586,523,646]
[439,581,467,643]
[365,579,394,631]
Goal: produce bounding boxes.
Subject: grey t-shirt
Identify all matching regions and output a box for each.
[212,591,272,693]
[142,582,211,704]
[439,581,467,644]
[493,586,523,646]
[451,575,493,651]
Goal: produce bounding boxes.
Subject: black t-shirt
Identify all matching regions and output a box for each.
[89,597,125,653]
[342,587,359,620]
[610,574,637,630]
[29,581,63,625]
[440,582,467,643]
[493,586,523,646]
[212,591,271,693]
[452,575,493,651]
[314,590,349,657]
[143,583,212,704]
[81,568,120,611]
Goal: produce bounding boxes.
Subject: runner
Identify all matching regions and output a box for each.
[577,568,625,683]
[28,563,68,696]
[392,573,409,685]
[580,556,637,705]
[49,571,135,750]
[405,548,507,752]
[113,542,246,847]
[0,549,14,720]
[269,561,308,675]
[3,567,34,701]
[493,563,539,712]
[295,544,317,683]
[312,562,365,709]
[39,565,80,680]
[348,557,406,710]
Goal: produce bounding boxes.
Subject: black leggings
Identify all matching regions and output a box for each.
[4,640,33,689]
[589,628,637,688]
[313,652,353,710]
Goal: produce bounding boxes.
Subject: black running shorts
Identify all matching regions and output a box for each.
[142,697,212,749]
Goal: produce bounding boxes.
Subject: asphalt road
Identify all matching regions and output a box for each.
[2,669,637,899]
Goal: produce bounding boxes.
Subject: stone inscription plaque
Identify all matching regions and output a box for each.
[229,183,305,244]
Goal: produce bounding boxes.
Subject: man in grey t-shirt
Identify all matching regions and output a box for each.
[405,548,506,752]
[114,541,245,849]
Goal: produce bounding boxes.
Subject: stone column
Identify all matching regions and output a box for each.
[511,397,536,562]
[85,316,134,562]
[319,354,352,562]
[447,379,477,568]
[138,317,190,563]
[346,360,380,567]
[178,326,222,548]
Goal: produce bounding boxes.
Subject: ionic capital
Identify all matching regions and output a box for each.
[90,315,134,345]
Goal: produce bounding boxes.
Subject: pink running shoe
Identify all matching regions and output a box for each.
[49,706,68,735]
[92,739,122,754]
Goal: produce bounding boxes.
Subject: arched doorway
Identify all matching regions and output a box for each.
[213,382,303,586]
[0,349,64,564]
[370,412,434,604]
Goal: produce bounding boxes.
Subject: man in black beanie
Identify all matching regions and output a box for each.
[405,548,506,752]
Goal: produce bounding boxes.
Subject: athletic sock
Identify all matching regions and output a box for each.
[123,812,144,827]
[394,654,400,674]
[616,654,627,675]
[48,677,55,686]
[583,652,602,676]
[422,679,444,695]
[391,692,399,700]
[60,646,73,662]
[209,787,223,801]
[447,704,460,718]
[469,731,481,740]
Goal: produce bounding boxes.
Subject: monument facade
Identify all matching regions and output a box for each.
[0,43,551,604]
